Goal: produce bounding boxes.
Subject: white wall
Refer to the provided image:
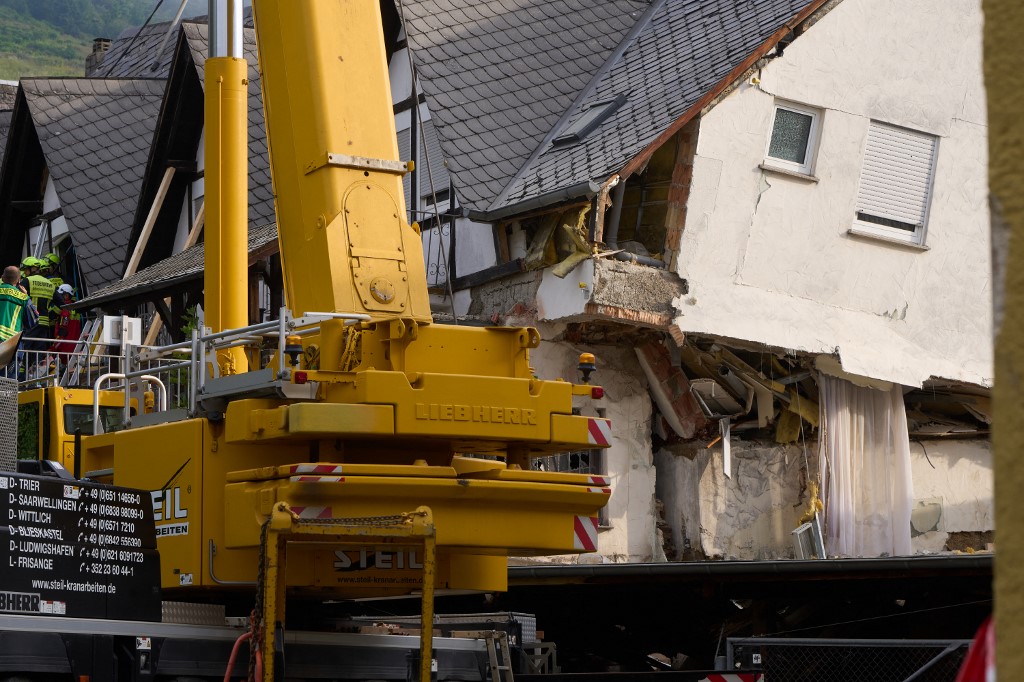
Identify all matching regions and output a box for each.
[42,178,69,241]
[675,0,990,388]
[909,438,993,553]
[528,338,664,563]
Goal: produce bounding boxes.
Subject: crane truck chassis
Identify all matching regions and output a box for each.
[0,452,552,681]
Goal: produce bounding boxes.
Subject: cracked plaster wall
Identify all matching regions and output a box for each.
[464,270,543,321]
[655,440,816,560]
[527,341,664,564]
[675,0,991,388]
[654,436,992,560]
[909,439,993,553]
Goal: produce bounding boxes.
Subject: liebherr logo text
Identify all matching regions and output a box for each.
[0,591,40,613]
[414,403,536,425]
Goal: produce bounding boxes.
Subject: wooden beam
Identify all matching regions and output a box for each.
[143,297,172,346]
[124,166,176,279]
[141,200,203,345]
[183,200,205,250]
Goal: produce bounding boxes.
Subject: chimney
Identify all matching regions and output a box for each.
[85,38,113,77]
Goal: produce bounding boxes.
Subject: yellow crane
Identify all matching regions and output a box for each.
[26,0,613,675]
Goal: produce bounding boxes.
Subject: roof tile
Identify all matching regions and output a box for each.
[21,78,166,292]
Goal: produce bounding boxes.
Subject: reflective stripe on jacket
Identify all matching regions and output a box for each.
[0,283,28,341]
[26,275,55,327]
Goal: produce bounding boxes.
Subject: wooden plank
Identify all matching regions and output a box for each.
[124,166,176,279]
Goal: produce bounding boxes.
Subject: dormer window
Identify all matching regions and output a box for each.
[552,93,628,146]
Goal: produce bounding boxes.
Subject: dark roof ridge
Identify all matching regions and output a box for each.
[484,0,670,213]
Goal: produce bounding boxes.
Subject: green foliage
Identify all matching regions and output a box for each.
[0,0,209,81]
[16,401,39,459]
[179,304,199,337]
[0,0,152,41]
[0,6,90,80]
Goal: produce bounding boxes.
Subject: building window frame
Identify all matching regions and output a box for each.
[851,120,939,247]
[763,100,822,176]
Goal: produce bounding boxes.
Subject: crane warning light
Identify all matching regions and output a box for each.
[285,335,303,366]
[578,352,597,384]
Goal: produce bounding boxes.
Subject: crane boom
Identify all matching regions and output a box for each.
[253,0,432,323]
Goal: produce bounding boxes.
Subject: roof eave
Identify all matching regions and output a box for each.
[467,179,601,222]
[71,271,200,311]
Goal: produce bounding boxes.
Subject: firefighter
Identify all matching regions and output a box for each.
[23,257,55,351]
[0,265,29,377]
[50,284,82,354]
[43,252,63,288]
[19,255,39,283]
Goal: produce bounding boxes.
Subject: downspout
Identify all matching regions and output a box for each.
[605,174,665,269]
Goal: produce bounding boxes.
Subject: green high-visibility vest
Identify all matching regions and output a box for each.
[0,283,28,341]
[26,275,55,327]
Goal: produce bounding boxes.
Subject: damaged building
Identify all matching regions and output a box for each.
[0,0,991,567]
[398,0,992,562]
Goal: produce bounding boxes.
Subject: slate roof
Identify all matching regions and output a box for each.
[21,78,166,293]
[401,0,822,217]
[0,84,16,110]
[96,7,254,79]
[400,0,646,214]
[180,22,277,230]
[0,110,12,173]
[77,221,278,309]
[96,22,180,78]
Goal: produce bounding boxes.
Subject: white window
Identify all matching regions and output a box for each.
[764,101,821,175]
[852,121,938,246]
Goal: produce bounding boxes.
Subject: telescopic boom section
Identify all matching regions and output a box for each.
[204,0,249,374]
[252,0,432,324]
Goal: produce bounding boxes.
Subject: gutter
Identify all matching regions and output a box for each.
[466,180,601,222]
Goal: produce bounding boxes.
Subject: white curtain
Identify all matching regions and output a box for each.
[818,375,913,557]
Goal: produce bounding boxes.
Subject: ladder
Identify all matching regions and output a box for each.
[60,318,102,387]
[452,630,515,681]
[484,631,515,682]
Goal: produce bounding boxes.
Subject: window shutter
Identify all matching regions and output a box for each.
[856,122,937,231]
[419,118,449,200]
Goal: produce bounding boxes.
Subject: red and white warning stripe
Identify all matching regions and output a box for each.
[587,418,611,446]
[700,674,761,682]
[588,487,612,495]
[573,515,599,551]
[290,475,345,483]
[588,475,609,486]
[289,464,344,475]
[288,506,334,519]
